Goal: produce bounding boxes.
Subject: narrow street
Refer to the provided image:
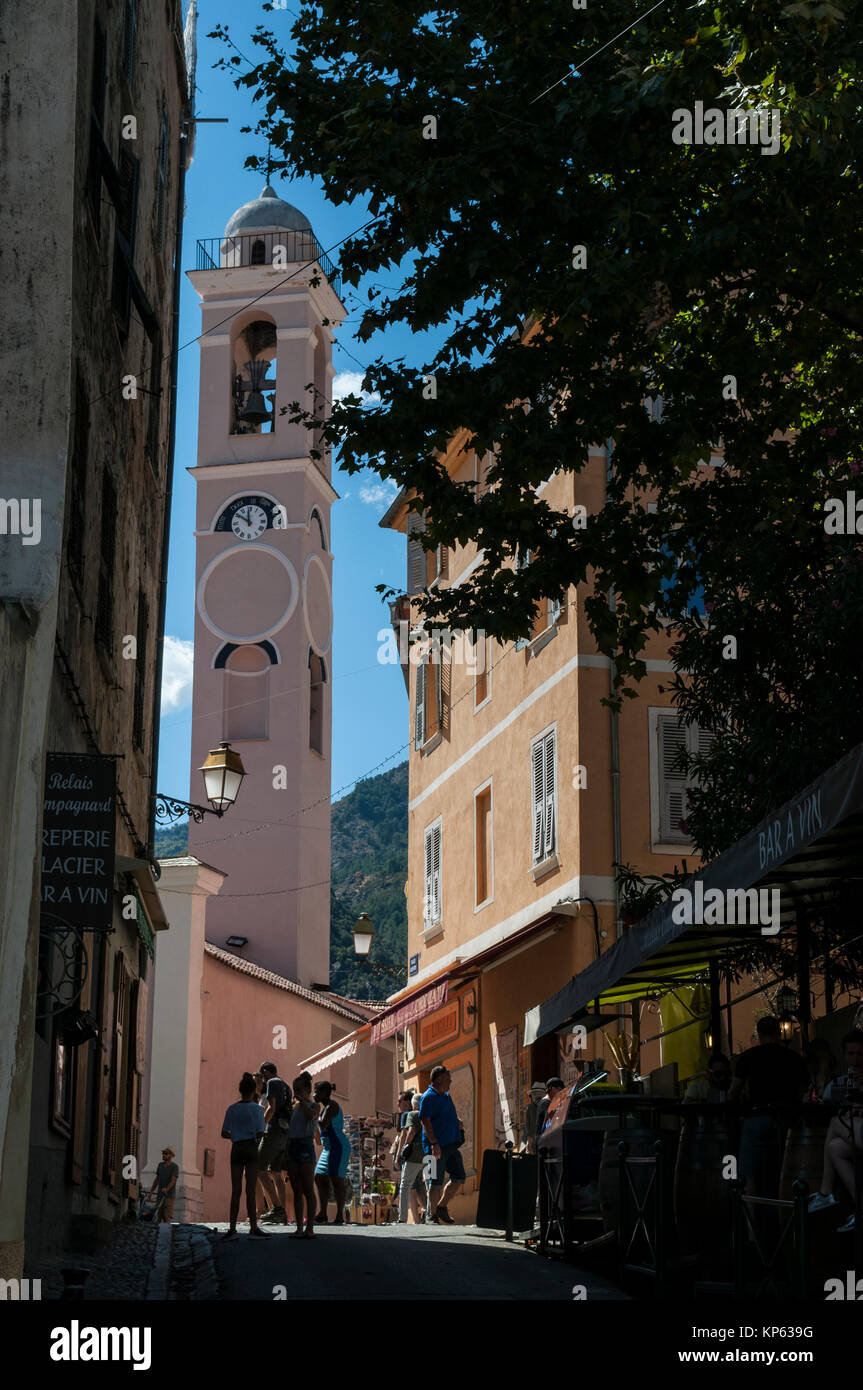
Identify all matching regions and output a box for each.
[200,1222,629,1301]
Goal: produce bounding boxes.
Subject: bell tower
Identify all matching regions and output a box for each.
[186,184,344,986]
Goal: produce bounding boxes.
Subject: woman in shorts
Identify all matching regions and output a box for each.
[313,1080,351,1224]
[286,1073,320,1239]
[220,1072,271,1241]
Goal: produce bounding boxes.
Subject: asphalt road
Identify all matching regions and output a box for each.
[205,1221,629,1301]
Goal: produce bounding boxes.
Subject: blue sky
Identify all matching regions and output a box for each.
[157,1,439,807]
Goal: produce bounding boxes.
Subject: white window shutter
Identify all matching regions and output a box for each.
[424,826,433,926]
[659,713,689,842]
[414,660,426,749]
[543,731,556,858]
[432,822,441,922]
[549,596,562,624]
[406,510,426,596]
[531,739,545,863]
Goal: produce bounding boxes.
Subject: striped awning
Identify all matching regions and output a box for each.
[304,1035,359,1076]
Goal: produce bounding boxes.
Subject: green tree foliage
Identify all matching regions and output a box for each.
[215,1,863,873]
[153,820,190,859]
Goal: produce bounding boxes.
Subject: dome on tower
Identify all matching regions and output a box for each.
[224,184,313,237]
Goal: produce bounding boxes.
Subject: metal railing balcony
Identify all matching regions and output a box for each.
[194,230,341,297]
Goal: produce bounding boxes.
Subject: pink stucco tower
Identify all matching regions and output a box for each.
[186,185,344,987]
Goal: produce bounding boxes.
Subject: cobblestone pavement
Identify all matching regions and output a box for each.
[182,1220,629,1301]
[169,1223,219,1300]
[25,1219,159,1300]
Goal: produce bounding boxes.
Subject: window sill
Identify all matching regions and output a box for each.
[530,852,559,883]
[422,921,444,944]
[526,625,558,659]
[651,841,693,856]
[473,896,494,915]
[473,694,491,715]
[420,730,443,757]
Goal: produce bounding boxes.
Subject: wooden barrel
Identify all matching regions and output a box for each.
[673,1120,735,1260]
[779,1118,829,1200]
[599,1128,678,1248]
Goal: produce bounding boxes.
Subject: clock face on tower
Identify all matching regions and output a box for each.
[215,495,286,539]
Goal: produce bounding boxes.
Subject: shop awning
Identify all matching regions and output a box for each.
[524,741,863,1046]
[304,1035,360,1076]
[370,980,449,1045]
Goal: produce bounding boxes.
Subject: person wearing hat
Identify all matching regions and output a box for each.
[523,1083,547,1154]
[148,1146,179,1222]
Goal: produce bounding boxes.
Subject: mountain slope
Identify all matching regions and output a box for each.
[153,761,409,1000]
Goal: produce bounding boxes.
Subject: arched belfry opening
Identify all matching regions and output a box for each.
[309,650,327,755]
[231,318,277,435]
[223,644,272,741]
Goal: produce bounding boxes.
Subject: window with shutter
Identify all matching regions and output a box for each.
[406,510,426,596]
[424,819,442,928]
[658,713,689,843]
[414,660,426,749]
[544,731,557,859]
[531,738,545,864]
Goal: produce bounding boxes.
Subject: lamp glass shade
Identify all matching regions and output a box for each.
[776,985,797,1016]
[353,913,374,957]
[199,741,246,810]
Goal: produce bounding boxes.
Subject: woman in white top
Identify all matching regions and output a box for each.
[286,1072,320,1239]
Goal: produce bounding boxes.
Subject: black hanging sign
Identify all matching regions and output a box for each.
[40,754,116,932]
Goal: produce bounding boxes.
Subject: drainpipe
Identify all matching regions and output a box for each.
[147,115,189,865]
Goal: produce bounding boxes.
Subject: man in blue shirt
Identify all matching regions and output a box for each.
[419,1065,465,1224]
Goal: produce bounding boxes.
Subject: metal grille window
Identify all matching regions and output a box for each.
[121,0,137,85]
[132,590,148,749]
[67,367,89,583]
[95,470,117,651]
[146,329,162,472]
[531,728,557,865]
[424,818,442,930]
[154,106,169,251]
[87,23,108,225]
[112,150,140,334]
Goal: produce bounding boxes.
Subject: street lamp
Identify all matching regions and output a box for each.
[775,984,798,1041]
[353,912,375,957]
[154,740,247,825]
[352,912,407,982]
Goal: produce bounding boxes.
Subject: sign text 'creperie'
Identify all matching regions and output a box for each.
[40,753,116,932]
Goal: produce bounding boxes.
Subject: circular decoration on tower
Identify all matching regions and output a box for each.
[302,553,333,656]
[198,545,298,643]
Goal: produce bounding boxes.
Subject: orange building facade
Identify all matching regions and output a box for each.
[376,437,750,1222]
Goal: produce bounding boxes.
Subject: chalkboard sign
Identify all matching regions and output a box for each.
[40,753,116,932]
[476,1149,538,1232]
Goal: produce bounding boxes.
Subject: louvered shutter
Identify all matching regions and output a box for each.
[543,731,557,858]
[431,822,442,923]
[436,544,449,581]
[434,650,443,738]
[424,826,433,926]
[659,714,689,842]
[414,660,426,748]
[549,597,562,624]
[531,739,545,863]
[406,511,426,595]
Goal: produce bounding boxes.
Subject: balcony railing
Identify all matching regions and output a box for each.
[194,230,341,296]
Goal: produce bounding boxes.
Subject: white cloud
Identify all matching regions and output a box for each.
[161,635,194,712]
[358,481,398,508]
[332,371,380,404]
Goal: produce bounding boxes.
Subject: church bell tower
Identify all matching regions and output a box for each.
[186,184,344,987]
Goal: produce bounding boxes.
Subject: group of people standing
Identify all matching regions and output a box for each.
[220,1062,350,1240]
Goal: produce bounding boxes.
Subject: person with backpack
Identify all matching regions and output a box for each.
[286,1073,321,1239]
[220,1073,270,1241]
[257,1061,293,1225]
[395,1093,427,1223]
